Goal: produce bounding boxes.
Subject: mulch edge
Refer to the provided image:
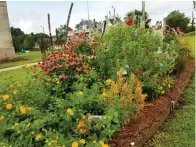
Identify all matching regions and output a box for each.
[110,59,195,147]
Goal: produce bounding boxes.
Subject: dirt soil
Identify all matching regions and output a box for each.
[110,59,195,147]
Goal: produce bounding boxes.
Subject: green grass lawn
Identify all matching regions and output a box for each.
[144,76,195,147]
[0,51,42,69]
[0,68,33,85]
[184,31,195,58]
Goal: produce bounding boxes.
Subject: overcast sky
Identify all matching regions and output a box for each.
[7,1,193,35]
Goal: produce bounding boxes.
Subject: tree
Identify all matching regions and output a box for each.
[165,10,190,31]
[10,27,25,52]
[55,25,73,45]
[23,34,35,50]
[125,9,151,28]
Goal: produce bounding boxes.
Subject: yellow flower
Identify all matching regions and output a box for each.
[52,139,57,144]
[102,144,109,147]
[168,84,171,88]
[25,65,30,68]
[35,134,41,141]
[18,84,22,88]
[158,87,163,90]
[47,78,51,82]
[80,139,85,144]
[78,120,85,128]
[78,91,83,96]
[66,108,74,116]
[161,91,165,94]
[92,141,97,144]
[28,107,32,111]
[10,84,14,88]
[6,104,13,110]
[19,106,26,115]
[106,79,112,84]
[72,141,78,147]
[47,142,52,146]
[0,116,5,120]
[100,141,104,146]
[13,89,18,95]
[2,95,9,101]
[56,81,61,85]
[102,92,107,97]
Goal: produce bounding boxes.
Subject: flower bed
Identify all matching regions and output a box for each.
[0,24,192,147]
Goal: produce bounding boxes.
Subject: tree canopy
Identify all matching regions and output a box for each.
[165,10,190,31]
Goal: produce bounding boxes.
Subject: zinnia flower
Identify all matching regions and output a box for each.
[126,18,134,26]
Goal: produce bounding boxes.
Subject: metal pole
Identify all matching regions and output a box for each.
[87,1,91,37]
[48,13,53,47]
[142,1,145,29]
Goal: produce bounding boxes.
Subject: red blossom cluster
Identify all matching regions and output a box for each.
[125,18,134,26]
[36,49,89,77]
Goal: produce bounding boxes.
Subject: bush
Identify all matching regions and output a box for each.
[93,24,177,100]
[0,69,144,147]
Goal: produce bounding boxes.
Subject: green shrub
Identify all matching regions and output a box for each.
[93,24,177,100]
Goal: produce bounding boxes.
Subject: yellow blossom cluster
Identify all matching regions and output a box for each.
[66,108,74,116]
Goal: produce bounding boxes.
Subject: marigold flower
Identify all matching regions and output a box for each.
[92,141,97,144]
[2,95,9,101]
[102,92,107,97]
[52,139,57,144]
[80,128,88,134]
[35,134,41,141]
[78,120,85,128]
[100,141,105,146]
[72,141,78,147]
[56,81,61,85]
[6,104,13,110]
[10,84,14,88]
[66,108,74,116]
[106,79,112,84]
[80,139,85,144]
[102,144,109,147]
[20,106,26,115]
[13,90,18,95]
[0,116,5,120]
[18,84,22,88]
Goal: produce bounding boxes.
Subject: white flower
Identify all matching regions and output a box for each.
[131,142,135,146]
[125,64,129,68]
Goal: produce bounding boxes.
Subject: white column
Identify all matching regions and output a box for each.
[0,1,15,60]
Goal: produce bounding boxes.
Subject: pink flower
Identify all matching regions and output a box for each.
[59,74,68,79]
[76,67,82,72]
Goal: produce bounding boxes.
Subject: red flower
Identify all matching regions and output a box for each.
[137,69,143,75]
[126,18,134,26]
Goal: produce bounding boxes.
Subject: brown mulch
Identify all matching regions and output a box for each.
[110,59,195,147]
